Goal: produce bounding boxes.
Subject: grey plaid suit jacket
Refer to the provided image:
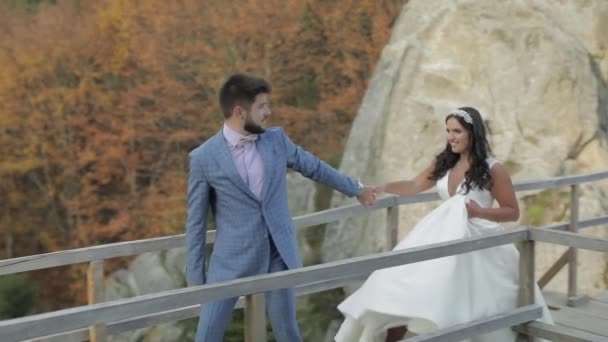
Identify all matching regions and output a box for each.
[186,127,361,285]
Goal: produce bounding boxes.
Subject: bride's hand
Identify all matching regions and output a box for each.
[465,199,481,218]
[374,184,386,194]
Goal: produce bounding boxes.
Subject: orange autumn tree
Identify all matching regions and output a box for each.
[0,0,405,310]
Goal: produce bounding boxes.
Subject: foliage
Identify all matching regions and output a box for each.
[521,189,569,227]
[0,0,403,310]
[0,274,37,319]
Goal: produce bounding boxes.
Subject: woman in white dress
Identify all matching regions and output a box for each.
[334,107,553,342]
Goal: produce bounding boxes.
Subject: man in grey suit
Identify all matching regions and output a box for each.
[186,73,377,342]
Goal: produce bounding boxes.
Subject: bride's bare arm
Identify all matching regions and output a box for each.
[468,163,520,222]
[378,163,436,197]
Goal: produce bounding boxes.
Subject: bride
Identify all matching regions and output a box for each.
[334,107,553,342]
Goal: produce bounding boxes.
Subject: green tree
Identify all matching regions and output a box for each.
[0,274,37,319]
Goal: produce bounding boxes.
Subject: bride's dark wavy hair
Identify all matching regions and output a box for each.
[429,107,493,193]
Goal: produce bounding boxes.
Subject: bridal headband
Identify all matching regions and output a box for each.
[450,109,473,124]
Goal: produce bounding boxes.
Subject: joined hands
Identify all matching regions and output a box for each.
[356,184,389,208]
[356,186,377,207]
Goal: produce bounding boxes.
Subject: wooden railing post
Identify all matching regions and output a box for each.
[518,237,535,342]
[567,184,580,306]
[87,260,107,342]
[386,206,399,250]
[244,293,266,342]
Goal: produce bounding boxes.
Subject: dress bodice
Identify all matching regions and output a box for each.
[436,158,498,208]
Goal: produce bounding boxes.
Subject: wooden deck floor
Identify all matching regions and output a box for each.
[544,290,608,339]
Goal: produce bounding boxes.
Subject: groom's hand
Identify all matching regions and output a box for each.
[357,186,377,208]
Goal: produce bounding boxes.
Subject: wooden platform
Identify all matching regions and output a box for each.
[543,290,608,339]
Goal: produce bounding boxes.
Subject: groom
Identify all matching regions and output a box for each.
[186,73,376,341]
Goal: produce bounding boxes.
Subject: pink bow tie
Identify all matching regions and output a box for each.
[236,134,258,147]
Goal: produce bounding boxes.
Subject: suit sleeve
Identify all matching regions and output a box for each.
[185,153,211,285]
[279,128,361,197]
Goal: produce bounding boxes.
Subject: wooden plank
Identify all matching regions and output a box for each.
[518,240,535,342]
[593,292,608,304]
[38,274,367,342]
[292,274,366,297]
[518,240,535,307]
[110,275,365,335]
[543,290,573,308]
[21,329,90,342]
[587,297,608,310]
[541,215,608,232]
[110,275,360,335]
[538,250,569,289]
[87,261,106,342]
[0,197,424,276]
[2,190,607,278]
[0,196,424,276]
[513,171,608,192]
[291,193,438,229]
[386,206,399,250]
[393,192,440,206]
[405,305,542,342]
[568,185,579,301]
[114,274,365,333]
[567,295,589,308]
[514,321,608,342]
[4,214,604,278]
[544,290,589,310]
[544,291,608,318]
[87,261,104,305]
[541,215,608,233]
[0,228,528,341]
[529,228,608,252]
[292,199,376,229]
[0,234,190,275]
[550,305,608,336]
[109,304,200,336]
[12,277,363,341]
[244,294,266,342]
[578,215,608,230]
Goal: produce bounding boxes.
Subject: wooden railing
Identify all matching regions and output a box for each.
[1,171,607,342]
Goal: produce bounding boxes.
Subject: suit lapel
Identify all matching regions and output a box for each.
[211,130,258,201]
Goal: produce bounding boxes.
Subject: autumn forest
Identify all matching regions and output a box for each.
[0,0,405,315]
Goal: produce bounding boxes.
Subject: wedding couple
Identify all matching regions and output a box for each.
[185,73,553,342]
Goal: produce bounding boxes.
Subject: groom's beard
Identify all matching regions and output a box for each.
[244,116,265,134]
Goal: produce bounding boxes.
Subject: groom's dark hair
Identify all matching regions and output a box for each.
[219,73,271,118]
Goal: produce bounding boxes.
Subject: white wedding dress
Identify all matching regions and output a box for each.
[335,159,553,342]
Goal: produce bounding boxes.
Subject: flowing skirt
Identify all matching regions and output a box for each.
[334,195,553,342]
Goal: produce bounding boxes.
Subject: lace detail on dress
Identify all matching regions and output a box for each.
[487,157,498,169]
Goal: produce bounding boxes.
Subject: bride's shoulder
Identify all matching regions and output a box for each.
[485,158,513,182]
[485,157,499,169]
